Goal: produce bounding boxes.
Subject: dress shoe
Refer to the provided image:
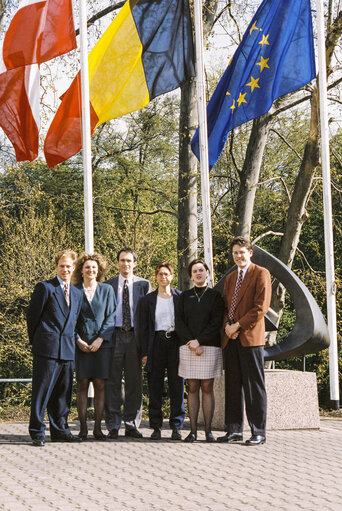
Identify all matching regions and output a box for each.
[125,426,143,439]
[205,431,216,443]
[93,430,107,441]
[32,438,45,447]
[150,428,161,440]
[245,435,266,446]
[184,431,197,443]
[77,432,88,441]
[217,432,243,443]
[51,434,82,443]
[171,429,182,441]
[107,429,119,439]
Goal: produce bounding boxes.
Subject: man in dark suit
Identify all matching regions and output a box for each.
[27,250,83,446]
[105,248,151,439]
[218,236,271,446]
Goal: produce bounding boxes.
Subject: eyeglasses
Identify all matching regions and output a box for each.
[157,272,171,277]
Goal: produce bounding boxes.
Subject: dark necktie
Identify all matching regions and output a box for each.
[122,279,131,331]
[64,282,70,307]
[228,270,244,322]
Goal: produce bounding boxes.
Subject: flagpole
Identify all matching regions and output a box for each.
[315,0,339,409]
[79,0,94,254]
[193,0,214,287]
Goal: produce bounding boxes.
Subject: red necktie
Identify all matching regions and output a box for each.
[228,270,243,322]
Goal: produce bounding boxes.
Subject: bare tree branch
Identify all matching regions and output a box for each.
[252,231,284,244]
[269,128,302,160]
[75,2,124,36]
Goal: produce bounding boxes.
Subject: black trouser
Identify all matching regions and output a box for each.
[223,338,267,436]
[148,331,185,430]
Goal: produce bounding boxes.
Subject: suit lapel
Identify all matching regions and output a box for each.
[88,283,101,319]
[149,290,158,325]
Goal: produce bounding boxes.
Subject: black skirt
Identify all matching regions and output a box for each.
[75,347,112,380]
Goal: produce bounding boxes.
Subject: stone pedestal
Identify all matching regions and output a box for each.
[198,369,320,430]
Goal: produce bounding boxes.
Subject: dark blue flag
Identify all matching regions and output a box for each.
[191,0,316,169]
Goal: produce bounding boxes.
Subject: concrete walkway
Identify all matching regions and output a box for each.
[1,419,341,511]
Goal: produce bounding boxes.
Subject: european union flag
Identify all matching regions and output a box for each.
[191,0,316,169]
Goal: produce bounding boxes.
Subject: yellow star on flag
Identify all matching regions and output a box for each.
[259,34,270,47]
[249,20,259,35]
[256,55,270,72]
[230,99,236,113]
[246,76,260,92]
[237,92,247,107]
[226,91,231,96]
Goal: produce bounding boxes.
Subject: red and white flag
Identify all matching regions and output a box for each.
[0,0,76,161]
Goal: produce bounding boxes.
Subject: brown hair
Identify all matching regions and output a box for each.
[188,258,210,278]
[117,247,137,262]
[230,236,253,251]
[155,261,174,278]
[55,250,77,266]
[72,253,107,285]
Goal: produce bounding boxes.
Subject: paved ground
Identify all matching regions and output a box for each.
[1,419,341,511]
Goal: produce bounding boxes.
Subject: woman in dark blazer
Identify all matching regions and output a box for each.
[72,253,116,440]
[137,262,185,440]
[176,259,224,443]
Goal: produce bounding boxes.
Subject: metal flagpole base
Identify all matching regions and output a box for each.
[330,400,340,411]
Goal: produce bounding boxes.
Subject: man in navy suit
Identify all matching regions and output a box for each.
[105,248,151,439]
[27,250,83,446]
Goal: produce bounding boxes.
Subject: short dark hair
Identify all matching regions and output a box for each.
[230,236,253,251]
[116,247,137,262]
[72,253,107,285]
[55,250,77,266]
[188,258,210,278]
[155,261,174,278]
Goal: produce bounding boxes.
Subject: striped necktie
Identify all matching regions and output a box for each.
[228,270,244,322]
[64,282,70,307]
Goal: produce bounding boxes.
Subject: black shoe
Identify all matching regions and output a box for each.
[205,431,216,443]
[51,434,82,443]
[245,435,266,446]
[217,432,243,443]
[171,429,182,441]
[184,431,197,443]
[77,432,88,441]
[107,429,119,439]
[125,427,143,439]
[150,429,161,440]
[93,430,107,441]
[32,438,45,447]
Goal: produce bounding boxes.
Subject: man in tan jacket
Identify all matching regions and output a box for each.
[218,236,271,446]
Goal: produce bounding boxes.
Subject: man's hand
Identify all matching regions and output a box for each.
[225,322,240,339]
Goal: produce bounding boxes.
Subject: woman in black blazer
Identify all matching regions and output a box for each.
[137,262,185,440]
[72,253,116,441]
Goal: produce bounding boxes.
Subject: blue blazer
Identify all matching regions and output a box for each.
[75,282,116,348]
[27,276,83,361]
[137,288,181,371]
